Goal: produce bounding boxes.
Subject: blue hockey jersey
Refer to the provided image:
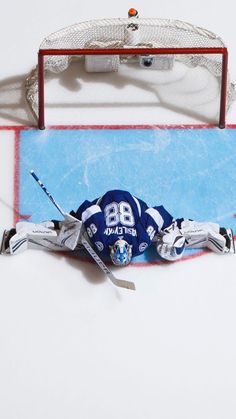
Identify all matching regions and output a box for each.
[73,190,173,258]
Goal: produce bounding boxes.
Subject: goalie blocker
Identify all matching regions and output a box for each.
[0,217,235,259]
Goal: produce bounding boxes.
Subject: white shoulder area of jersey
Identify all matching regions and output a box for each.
[82,205,102,223]
[145,208,164,229]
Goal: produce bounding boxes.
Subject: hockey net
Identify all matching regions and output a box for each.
[25,17,236,128]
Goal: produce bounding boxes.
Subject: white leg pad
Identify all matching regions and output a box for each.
[9,215,83,255]
[10,222,59,255]
[206,229,226,254]
[180,220,226,254]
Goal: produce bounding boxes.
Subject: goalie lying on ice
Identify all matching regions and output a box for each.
[0,189,235,265]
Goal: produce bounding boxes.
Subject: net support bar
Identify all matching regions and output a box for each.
[38,47,228,130]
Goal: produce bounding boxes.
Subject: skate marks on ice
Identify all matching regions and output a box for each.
[5,125,234,265]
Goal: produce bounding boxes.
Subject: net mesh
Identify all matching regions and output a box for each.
[25,17,236,120]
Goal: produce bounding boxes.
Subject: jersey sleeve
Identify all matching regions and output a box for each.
[151,205,174,230]
[142,205,174,240]
[71,198,99,220]
[75,202,109,254]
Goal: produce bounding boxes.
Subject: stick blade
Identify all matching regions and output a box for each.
[108,274,136,291]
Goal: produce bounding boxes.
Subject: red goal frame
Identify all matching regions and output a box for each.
[37,47,228,130]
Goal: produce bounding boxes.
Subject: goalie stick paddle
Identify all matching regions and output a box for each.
[30,170,136,291]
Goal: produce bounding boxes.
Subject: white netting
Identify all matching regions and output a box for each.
[25,17,236,120]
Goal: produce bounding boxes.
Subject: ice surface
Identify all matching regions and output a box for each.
[0,2,236,418]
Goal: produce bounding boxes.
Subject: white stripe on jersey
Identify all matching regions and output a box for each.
[96,196,102,205]
[82,205,101,223]
[132,195,141,217]
[145,208,164,230]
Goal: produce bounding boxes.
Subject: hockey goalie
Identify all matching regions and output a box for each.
[0,189,235,266]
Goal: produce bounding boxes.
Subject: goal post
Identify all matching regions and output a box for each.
[37,46,228,130]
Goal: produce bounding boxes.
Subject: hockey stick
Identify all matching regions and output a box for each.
[30,170,65,216]
[30,170,135,291]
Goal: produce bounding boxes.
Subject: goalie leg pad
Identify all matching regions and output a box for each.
[179,220,233,254]
[9,221,59,255]
[206,229,226,254]
[2,216,83,256]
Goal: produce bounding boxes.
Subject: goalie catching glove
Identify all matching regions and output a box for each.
[156,222,186,261]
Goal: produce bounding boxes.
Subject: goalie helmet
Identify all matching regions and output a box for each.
[110,239,132,266]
